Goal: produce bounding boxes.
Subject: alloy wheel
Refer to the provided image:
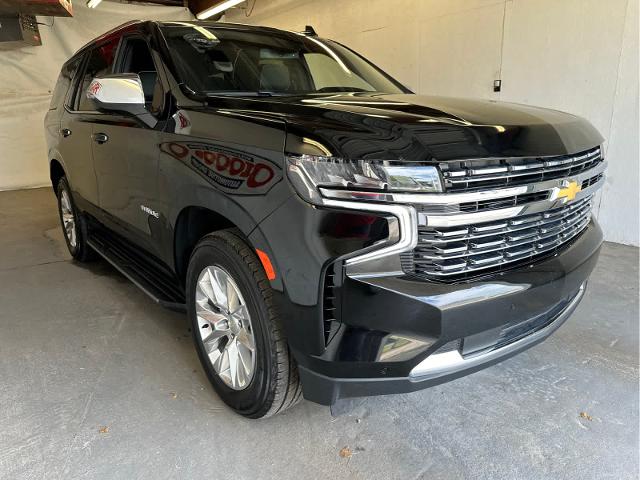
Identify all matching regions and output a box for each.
[195,265,256,390]
[60,189,77,248]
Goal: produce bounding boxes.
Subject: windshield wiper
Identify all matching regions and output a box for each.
[204,90,278,97]
[314,87,371,93]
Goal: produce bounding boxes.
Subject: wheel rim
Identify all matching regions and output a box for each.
[195,265,256,390]
[60,189,77,248]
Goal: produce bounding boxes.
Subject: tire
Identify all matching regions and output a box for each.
[56,177,95,262]
[186,230,302,418]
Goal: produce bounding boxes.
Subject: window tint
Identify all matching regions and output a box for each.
[49,56,81,110]
[159,25,405,95]
[76,39,119,111]
[115,37,163,115]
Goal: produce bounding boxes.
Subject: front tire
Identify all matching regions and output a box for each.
[56,177,94,262]
[186,231,302,418]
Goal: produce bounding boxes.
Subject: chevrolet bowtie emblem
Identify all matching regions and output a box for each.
[557,180,582,202]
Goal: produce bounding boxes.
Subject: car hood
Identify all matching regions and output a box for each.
[257,93,603,161]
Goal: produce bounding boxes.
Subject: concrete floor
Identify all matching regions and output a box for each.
[0,187,638,480]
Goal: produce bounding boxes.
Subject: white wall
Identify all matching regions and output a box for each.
[499,0,638,246]
[226,0,639,246]
[0,2,192,192]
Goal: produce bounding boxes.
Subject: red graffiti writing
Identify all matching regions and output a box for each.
[162,142,276,191]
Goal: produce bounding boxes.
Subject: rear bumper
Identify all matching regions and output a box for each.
[297,220,602,406]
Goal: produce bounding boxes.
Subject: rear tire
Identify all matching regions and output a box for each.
[56,177,95,262]
[186,230,302,418]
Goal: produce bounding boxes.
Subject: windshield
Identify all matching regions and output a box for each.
[159,23,406,96]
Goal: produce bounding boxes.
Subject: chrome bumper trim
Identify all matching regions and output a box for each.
[409,283,586,379]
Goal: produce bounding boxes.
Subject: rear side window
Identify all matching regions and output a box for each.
[48,56,81,110]
[75,38,119,111]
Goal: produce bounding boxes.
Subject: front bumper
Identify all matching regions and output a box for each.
[296,220,602,406]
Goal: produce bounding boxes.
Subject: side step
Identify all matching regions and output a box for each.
[88,232,186,312]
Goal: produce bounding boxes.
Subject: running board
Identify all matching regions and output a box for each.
[88,234,186,312]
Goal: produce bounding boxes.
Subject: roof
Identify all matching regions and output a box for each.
[66,20,317,66]
[156,20,314,37]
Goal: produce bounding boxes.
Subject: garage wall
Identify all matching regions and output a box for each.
[0,2,192,192]
[225,0,639,246]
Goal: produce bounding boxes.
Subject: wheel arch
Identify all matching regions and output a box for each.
[173,204,284,293]
[50,158,66,192]
[174,206,236,285]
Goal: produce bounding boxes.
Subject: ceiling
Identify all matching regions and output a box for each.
[117,0,231,17]
[0,0,236,21]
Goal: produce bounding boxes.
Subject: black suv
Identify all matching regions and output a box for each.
[44,20,606,418]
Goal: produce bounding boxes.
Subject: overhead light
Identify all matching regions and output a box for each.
[196,0,245,20]
[86,0,103,8]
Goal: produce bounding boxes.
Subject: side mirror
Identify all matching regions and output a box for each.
[86,74,157,128]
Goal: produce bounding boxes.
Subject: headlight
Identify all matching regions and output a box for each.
[287,154,443,204]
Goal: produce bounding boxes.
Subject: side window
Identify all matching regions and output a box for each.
[49,56,81,110]
[76,38,119,112]
[115,37,164,115]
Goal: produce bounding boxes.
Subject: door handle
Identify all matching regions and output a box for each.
[61,128,72,137]
[92,132,109,144]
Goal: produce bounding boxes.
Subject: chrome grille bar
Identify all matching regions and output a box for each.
[440,147,603,191]
[408,196,593,278]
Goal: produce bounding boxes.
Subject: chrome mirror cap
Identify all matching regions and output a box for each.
[86,74,156,128]
[87,74,145,105]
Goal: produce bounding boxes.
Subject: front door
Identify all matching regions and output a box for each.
[91,115,161,253]
[90,35,165,256]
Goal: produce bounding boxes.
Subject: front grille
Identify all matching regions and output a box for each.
[459,191,548,213]
[582,172,604,189]
[414,171,603,216]
[404,195,593,280]
[440,147,602,192]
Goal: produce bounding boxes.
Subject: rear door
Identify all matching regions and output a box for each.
[58,40,119,213]
[90,34,166,255]
[45,55,81,178]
